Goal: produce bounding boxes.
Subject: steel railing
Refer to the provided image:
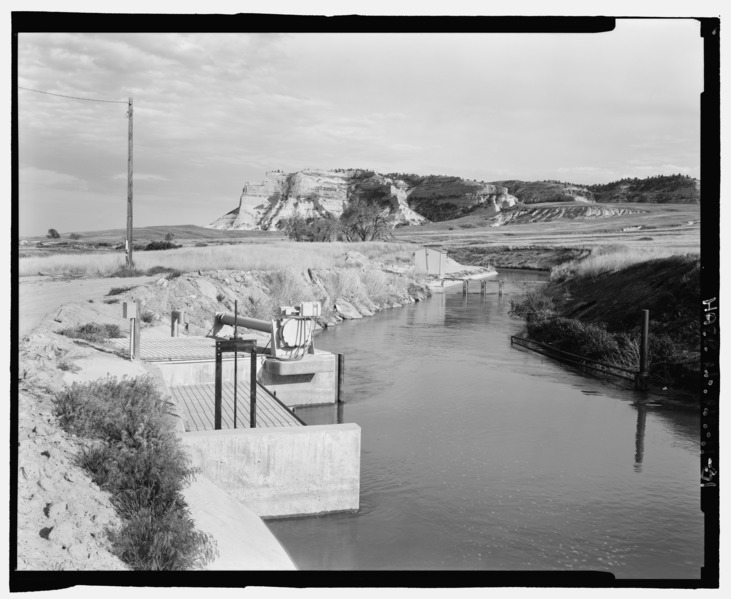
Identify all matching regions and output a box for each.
[510,335,638,382]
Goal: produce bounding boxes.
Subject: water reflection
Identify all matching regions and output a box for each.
[634,402,647,472]
[276,269,702,577]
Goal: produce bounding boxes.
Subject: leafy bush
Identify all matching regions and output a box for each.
[47,228,60,239]
[111,268,147,278]
[144,241,181,251]
[59,323,121,343]
[54,377,217,570]
[69,233,82,240]
[510,287,555,322]
[140,311,156,324]
[56,357,80,373]
[527,317,619,363]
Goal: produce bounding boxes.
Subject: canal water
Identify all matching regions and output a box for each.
[267,270,703,578]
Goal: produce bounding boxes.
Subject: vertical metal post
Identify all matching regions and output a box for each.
[126,97,134,269]
[250,348,257,428]
[638,309,650,390]
[171,310,179,337]
[462,279,468,295]
[480,280,486,295]
[337,353,345,403]
[132,299,141,359]
[499,280,504,297]
[233,301,238,429]
[129,319,135,359]
[214,342,222,430]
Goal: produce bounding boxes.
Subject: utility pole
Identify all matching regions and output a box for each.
[126,97,134,269]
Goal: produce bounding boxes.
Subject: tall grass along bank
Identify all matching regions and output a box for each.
[512,254,700,392]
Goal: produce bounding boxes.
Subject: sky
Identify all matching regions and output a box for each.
[16,17,704,237]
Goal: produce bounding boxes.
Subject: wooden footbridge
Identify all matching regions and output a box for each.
[111,336,305,432]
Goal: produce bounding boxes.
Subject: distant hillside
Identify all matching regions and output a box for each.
[207,169,518,231]
[494,180,595,204]
[207,170,700,232]
[587,174,699,203]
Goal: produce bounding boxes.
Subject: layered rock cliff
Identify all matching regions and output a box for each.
[207,170,697,231]
[207,169,516,231]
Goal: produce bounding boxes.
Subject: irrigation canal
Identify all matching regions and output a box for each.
[267,269,703,578]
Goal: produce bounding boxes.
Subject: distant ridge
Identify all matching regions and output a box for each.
[207,170,700,231]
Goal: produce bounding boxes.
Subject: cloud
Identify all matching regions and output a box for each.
[112,172,168,182]
[17,23,703,232]
[19,166,90,191]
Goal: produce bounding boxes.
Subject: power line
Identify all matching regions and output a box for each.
[18,86,128,104]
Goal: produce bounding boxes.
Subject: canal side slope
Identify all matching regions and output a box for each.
[16,256,434,570]
[512,253,700,393]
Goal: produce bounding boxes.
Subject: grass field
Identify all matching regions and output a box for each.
[395,202,700,255]
[396,202,700,275]
[19,240,418,278]
[19,203,701,278]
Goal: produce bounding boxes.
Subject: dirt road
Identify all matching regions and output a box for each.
[17,275,157,337]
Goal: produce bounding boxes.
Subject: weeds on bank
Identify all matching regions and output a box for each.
[107,286,134,297]
[59,323,121,343]
[512,288,677,384]
[54,377,217,570]
[550,244,700,282]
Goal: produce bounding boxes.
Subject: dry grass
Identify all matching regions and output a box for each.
[19,241,418,278]
[550,243,700,281]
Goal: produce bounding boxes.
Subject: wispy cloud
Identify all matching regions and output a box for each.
[17,22,702,235]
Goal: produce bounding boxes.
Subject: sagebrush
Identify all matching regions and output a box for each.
[54,377,217,570]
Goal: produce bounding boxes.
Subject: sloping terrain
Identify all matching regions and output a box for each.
[495,180,595,204]
[554,254,700,346]
[489,203,645,226]
[587,174,699,203]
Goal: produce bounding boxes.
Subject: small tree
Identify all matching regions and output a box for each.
[47,228,60,239]
[69,233,82,240]
[340,197,392,242]
[283,214,341,242]
[164,232,175,242]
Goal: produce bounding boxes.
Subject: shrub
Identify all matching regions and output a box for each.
[526,317,619,362]
[111,268,147,278]
[69,233,82,240]
[54,377,217,570]
[56,358,80,373]
[216,293,226,303]
[47,228,60,239]
[104,298,120,304]
[59,323,121,343]
[510,287,555,322]
[144,241,181,251]
[146,266,182,278]
[107,286,134,296]
[140,311,156,324]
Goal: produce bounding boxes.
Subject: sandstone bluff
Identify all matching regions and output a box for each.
[206,169,518,231]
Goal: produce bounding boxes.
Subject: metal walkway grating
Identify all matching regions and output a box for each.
[110,337,218,361]
[171,380,304,432]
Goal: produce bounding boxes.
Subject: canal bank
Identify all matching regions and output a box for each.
[269,270,703,578]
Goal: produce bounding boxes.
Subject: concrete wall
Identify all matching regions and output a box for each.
[259,352,337,407]
[151,355,264,388]
[152,350,338,408]
[183,424,360,518]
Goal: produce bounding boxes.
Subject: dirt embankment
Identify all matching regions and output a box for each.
[16,260,430,570]
[445,245,591,271]
[522,255,701,393]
